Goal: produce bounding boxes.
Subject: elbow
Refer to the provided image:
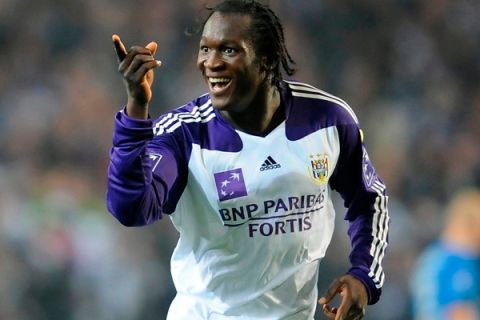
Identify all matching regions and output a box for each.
[105,178,165,227]
[113,211,139,227]
[106,194,161,227]
[107,198,141,227]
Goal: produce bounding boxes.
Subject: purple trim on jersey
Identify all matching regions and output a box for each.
[146,136,189,216]
[106,82,388,304]
[329,123,388,304]
[149,96,242,212]
[106,95,243,225]
[280,81,357,141]
[281,81,389,304]
[347,267,380,304]
[106,110,165,226]
[159,95,243,153]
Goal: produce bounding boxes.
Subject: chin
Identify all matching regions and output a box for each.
[210,97,231,111]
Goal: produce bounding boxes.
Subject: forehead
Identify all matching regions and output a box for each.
[201,12,252,43]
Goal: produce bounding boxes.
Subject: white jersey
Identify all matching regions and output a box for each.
[106,81,389,319]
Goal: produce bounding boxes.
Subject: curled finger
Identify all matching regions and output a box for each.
[346,306,365,320]
[322,304,337,320]
[130,60,162,83]
[118,46,156,74]
[124,54,155,77]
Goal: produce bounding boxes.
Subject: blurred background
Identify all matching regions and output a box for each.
[1,0,479,319]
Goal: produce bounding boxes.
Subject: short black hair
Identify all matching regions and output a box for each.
[202,0,296,86]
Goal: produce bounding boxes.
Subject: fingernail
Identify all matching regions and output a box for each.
[156,60,162,66]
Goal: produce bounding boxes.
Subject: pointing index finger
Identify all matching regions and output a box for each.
[112,34,127,62]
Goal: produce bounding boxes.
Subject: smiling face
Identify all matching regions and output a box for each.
[197,12,268,112]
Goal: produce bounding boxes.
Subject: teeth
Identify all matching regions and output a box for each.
[209,77,231,84]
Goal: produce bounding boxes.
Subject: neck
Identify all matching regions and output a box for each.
[221,85,282,136]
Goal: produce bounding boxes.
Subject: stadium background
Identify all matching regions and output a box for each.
[0,0,479,319]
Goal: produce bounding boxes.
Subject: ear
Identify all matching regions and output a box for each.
[259,56,270,72]
[259,56,277,84]
[258,56,272,81]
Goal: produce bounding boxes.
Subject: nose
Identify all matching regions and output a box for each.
[203,50,224,70]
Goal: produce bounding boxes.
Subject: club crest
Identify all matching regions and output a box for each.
[308,154,329,185]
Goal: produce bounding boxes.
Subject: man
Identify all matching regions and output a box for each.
[411,189,480,320]
[107,1,389,319]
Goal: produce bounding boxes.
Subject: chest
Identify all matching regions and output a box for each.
[188,124,340,209]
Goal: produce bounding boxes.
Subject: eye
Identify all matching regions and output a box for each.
[223,47,236,55]
[200,46,209,54]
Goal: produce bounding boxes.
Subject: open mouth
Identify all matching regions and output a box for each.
[208,77,232,94]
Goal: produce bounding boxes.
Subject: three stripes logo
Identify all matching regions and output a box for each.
[153,99,215,136]
[260,156,281,171]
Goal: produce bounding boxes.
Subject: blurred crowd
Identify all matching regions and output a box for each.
[0,0,479,319]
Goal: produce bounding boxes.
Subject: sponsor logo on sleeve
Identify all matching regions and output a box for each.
[147,153,163,172]
[362,147,379,188]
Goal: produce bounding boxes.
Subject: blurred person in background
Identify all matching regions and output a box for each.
[106,0,389,319]
[410,189,480,320]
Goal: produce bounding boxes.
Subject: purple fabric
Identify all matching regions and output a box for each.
[329,123,388,305]
[105,81,388,304]
[213,168,248,201]
[106,110,173,226]
[347,267,380,305]
[281,81,388,303]
[280,82,356,141]
[165,96,243,153]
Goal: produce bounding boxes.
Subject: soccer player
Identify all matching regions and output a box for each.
[410,189,480,320]
[106,1,389,319]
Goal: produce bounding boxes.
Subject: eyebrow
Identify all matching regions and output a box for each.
[199,38,243,47]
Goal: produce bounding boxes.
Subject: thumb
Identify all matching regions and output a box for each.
[319,278,342,305]
[145,41,158,56]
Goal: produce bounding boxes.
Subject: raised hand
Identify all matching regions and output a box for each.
[112,34,162,119]
[319,274,368,320]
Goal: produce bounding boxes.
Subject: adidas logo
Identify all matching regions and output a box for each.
[260,156,281,171]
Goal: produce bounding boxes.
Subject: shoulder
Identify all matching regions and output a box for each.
[150,94,242,152]
[152,94,215,137]
[281,80,360,140]
[283,80,359,125]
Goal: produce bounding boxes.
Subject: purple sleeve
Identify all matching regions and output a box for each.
[106,109,183,226]
[329,124,389,305]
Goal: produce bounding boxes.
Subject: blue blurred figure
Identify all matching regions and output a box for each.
[411,189,480,320]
